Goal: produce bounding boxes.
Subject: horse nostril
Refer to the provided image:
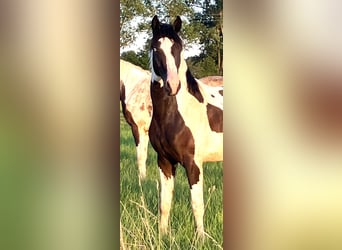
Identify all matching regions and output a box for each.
[165,81,171,93]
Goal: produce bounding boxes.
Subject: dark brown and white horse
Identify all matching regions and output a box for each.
[120,59,222,180]
[148,15,223,237]
[120,59,152,180]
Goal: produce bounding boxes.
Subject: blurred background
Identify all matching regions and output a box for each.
[0,0,118,249]
[225,0,342,249]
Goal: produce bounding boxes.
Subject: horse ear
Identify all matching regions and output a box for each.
[173,16,182,33]
[152,15,160,34]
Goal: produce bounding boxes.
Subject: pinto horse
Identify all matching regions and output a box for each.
[120,59,152,180]
[120,59,222,180]
[148,15,223,237]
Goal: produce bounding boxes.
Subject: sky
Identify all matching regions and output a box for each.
[120,0,221,58]
[120,12,203,59]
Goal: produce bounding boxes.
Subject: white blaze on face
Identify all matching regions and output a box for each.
[136,128,149,180]
[159,168,175,234]
[190,164,205,236]
[159,37,181,95]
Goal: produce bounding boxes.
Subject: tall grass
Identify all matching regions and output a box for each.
[120,113,223,249]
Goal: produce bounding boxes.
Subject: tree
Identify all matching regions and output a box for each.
[120,0,202,48]
[187,55,217,78]
[120,0,223,76]
[192,0,223,75]
[120,0,151,47]
[120,50,150,70]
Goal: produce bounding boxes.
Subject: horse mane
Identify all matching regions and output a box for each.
[186,69,204,103]
[186,69,223,110]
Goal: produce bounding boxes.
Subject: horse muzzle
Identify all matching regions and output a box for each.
[165,80,181,96]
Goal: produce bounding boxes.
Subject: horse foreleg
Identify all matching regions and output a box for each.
[186,159,205,237]
[158,157,176,235]
[136,128,149,180]
[123,111,146,180]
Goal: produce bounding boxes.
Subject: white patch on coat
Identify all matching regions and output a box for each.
[190,161,205,236]
[158,38,181,95]
[120,59,152,180]
[175,56,223,163]
[159,168,175,234]
[120,59,150,96]
[197,79,224,110]
[136,127,149,179]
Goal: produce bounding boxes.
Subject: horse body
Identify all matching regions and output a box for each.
[120,59,152,180]
[199,75,223,87]
[174,79,223,162]
[148,15,223,236]
[120,58,222,180]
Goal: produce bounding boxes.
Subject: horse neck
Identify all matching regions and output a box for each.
[150,57,202,117]
[150,80,178,119]
[177,57,192,94]
[177,62,204,104]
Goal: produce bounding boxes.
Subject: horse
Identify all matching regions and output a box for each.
[120,58,222,181]
[120,59,152,180]
[148,15,223,237]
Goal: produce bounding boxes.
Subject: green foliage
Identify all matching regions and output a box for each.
[120,0,223,77]
[120,0,152,47]
[186,56,218,78]
[193,0,223,75]
[150,1,199,43]
[120,50,150,70]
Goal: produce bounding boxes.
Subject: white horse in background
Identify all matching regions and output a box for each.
[120,59,223,181]
[120,59,152,180]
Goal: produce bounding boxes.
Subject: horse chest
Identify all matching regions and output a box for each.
[149,96,197,162]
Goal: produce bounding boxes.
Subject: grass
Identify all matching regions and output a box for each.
[120,111,223,249]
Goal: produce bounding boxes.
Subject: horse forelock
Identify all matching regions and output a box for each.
[151,23,183,48]
[185,70,204,103]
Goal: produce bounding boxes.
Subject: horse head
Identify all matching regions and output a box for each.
[150,15,185,96]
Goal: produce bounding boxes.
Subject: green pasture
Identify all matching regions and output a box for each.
[120,112,223,249]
